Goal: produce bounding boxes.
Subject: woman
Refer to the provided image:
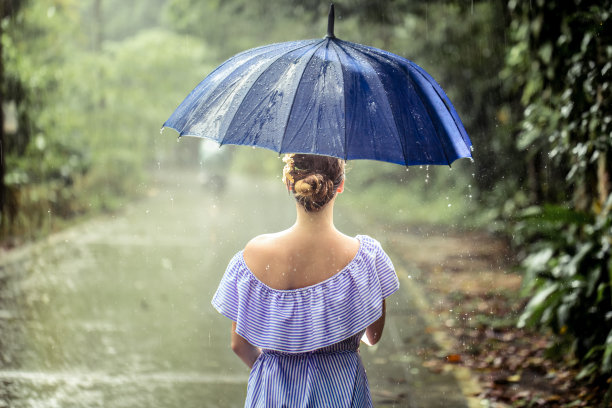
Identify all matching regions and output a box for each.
[212,154,399,407]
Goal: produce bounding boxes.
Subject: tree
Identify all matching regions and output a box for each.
[508,0,612,384]
[0,0,27,231]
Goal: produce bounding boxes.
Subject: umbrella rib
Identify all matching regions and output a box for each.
[332,42,349,161]
[335,41,406,163]
[408,67,454,165]
[353,41,454,165]
[341,45,348,161]
[278,39,328,155]
[340,42,409,165]
[173,43,286,138]
[410,64,472,150]
[224,40,323,147]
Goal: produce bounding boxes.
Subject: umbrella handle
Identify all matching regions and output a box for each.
[326,4,335,38]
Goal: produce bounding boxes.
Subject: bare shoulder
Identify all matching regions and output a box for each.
[339,232,360,254]
[243,232,288,269]
[244,233,282,253]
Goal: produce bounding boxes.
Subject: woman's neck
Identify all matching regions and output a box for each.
[292,200,337,234]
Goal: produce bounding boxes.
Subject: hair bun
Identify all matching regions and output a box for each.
[283,154,345,212]
[294,174,324,198]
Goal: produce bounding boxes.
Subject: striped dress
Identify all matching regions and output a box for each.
[212,235,399,407]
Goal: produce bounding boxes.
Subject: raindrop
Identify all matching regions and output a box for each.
[160,127,165,134]
[157,161,161,170]
[448,204,452,207]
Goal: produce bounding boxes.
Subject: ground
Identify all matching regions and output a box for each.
[1,170,610,407]
[386,227,611,407]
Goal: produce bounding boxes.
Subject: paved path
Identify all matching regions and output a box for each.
[0,169,475,407]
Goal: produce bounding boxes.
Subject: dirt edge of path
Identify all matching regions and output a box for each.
[385,228,607,408]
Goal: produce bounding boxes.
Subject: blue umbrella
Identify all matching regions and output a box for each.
[163,5,472,166]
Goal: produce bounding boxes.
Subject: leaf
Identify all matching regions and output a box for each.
[446,354,462,364]
[522,248,554,273]
[518,283,560,328]
[506,374,521,383]
[602,329,612,373]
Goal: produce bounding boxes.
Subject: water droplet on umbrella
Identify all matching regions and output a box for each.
[160,127,165,134]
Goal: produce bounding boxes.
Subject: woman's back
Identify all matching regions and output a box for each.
[243,229,360,290]
[211,154,399,407]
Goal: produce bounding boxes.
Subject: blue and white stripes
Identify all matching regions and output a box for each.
[211,234,399,407]
[212,235,399,353]
[246,333,371,407]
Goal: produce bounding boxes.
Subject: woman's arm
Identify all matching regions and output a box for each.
[362,300,386,346]
[231,321,262,368]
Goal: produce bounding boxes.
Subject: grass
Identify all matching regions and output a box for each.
[340,159,481,229]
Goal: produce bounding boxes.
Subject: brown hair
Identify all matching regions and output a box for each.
[282,154,345,212]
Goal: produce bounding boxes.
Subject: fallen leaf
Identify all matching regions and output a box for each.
[506,374,521,383]
[446,354,462,363]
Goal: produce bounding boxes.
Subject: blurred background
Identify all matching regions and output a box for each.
[0,0,610,406]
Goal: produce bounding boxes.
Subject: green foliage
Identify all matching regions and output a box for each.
[504,0,611,207]
[517,198,612,376]
[1,0,212,241]
[164,0,324,61]
[390,2,517,197]
[161,0,487,229]
[506,0,612,381]
[340,160,476,228]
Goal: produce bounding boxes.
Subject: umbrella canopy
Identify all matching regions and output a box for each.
[163,5,472,166]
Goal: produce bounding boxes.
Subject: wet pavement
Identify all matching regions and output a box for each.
[0,169,474,407]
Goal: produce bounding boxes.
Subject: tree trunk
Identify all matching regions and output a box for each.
[599,151,611,210]
[0,0,6,226]
[93,0,103,52]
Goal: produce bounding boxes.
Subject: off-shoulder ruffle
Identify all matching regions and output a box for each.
[211,235,399,353]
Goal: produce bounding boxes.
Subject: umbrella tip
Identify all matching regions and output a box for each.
[326,4,335,38]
